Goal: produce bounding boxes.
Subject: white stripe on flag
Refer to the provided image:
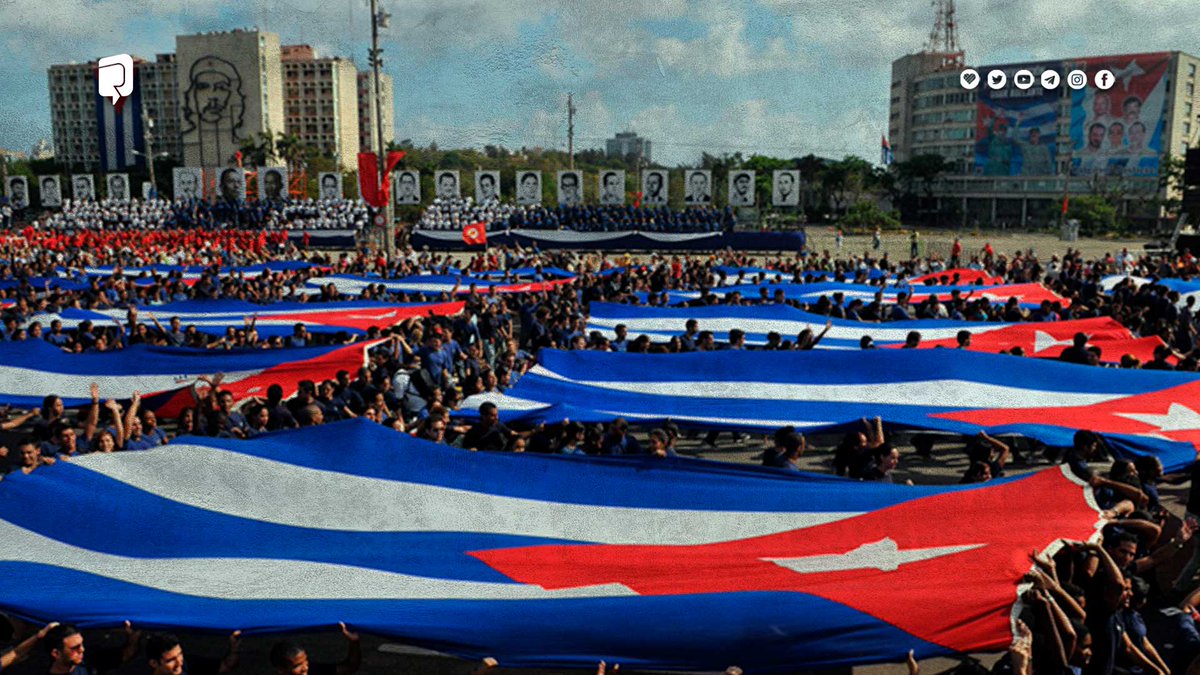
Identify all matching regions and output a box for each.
[69,445,858,544]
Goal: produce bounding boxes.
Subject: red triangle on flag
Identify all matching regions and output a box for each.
[462,222,488,246]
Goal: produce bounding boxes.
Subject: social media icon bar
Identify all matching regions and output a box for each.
[959,68,980,90]
[97,54,134,107]
[1040,70,1061,89]
[1067,70,1088,90]
[1094,69,1115,90]
[987,70,1007,89]
[1013,69,1034,90]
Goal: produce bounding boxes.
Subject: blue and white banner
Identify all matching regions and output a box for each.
[0,419,1101,671]
[468,349,1200,473]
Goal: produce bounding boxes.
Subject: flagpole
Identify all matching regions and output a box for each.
[370,0,395,258]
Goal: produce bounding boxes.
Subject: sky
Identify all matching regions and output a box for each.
[1,0,1198,166]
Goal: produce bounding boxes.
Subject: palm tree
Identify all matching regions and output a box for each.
[274,132,307,173]
[238,131,276,167]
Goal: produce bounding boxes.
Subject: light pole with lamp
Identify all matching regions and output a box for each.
[369,0,395,257]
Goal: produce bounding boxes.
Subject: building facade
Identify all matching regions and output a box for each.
[175,29,285,168]
[889,50,1200,226]
[357,71,394,155]
[606,131,651,162]
[48,62,101,169]
[281,45,360,170]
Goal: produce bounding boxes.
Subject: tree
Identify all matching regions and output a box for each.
[895,153,954,199]
[820,156,872,216]
[1061,194,1118,235]
[840,200,901,231]
[238,131,276,167]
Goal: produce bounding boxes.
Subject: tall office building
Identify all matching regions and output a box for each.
[48,53,181,172]
[606,131,651,162]
[889,49,1200,225]
[47,29,395,177]
[175,29,284,168]
[280,46,360,170]
[357,71,394,154]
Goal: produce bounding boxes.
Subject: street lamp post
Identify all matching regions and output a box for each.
[369,0,395,258]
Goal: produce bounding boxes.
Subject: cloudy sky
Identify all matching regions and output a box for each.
[1,0,1197,165]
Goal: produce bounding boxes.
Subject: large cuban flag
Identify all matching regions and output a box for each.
[0,420,1102,671]
[587,302,1162,361]
[29,300,464,337]
[645,281,1068,309]
[469,349,1200,473]
[306,274,574,297]
[0,340,375,413]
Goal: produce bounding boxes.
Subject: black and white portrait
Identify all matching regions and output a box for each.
[319,172,343,200]
[772,170,800,207]
[5,177,29,209]
[598,170,625,205]
[728,170,755,207]
[684,170,711,205]
[641,170,668,206]
[38,176,62,208]
[557,171,582,206]
[475,171,501,203]
[173,168,203,201]
[218,167,245,203]
[516,171,541,205]
[394,170,420,205]
[435,170,460,200]
[141,182,155,201]
[259,167,287,201]
[71,174,95,201]
[106,173,129,201]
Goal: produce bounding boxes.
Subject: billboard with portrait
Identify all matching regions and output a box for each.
[258,167,288,201]
[728,170,756,206]
[641,170,668,206]
[772,170,800,206]
[173,168,203,201]
[318,172,343,200]
[71,174,95,201]
[974,61,1061,177]
[683,170,711,205]
[598,170,625,205]
[38,175,63,207]
[556,171,582,206]
[394,170,420,205]
[434,170,460,200]
[215,167,246,203]
[5,176,29,209]
[106,173,130,201]
[515,171,541,205]
[475,171,501,203]
[1069,52,1169,179]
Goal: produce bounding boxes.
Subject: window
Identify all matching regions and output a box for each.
[1190,63,1197,77]
[1188,83,1195,97]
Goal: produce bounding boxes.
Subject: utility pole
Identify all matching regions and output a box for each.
[143,114,158,199]
[567,93,576,170]
[369,0,395,257]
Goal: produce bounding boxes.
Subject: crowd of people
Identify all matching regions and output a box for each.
[413,198,735,233]
[7,222,1200,673]
[416,196,519,231]
[23,197,371,234]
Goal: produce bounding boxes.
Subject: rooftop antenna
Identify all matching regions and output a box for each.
[924,0,964,69]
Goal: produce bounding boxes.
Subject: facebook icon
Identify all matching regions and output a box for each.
[1095,68,1115,90]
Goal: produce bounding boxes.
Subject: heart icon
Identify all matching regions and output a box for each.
[963,72,977,85]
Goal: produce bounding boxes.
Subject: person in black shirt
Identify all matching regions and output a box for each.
[1058,332,1092,365]
[268,623,360,675]
[462,402,522,452]
[144,631,242,675]
[44,622,140,675]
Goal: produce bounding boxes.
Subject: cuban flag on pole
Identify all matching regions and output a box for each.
[0,419,1102,671]
[881,135,894,166]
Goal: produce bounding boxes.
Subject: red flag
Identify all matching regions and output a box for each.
[633,191,643,208]
[379,151,406,206]
[462,222,488,246]
[234,151,243,167]
[357,153,383,207]
[1061,196,1069,215]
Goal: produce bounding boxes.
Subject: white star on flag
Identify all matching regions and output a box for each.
[1033,331,1074,354]
[1116,403,1200,434]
